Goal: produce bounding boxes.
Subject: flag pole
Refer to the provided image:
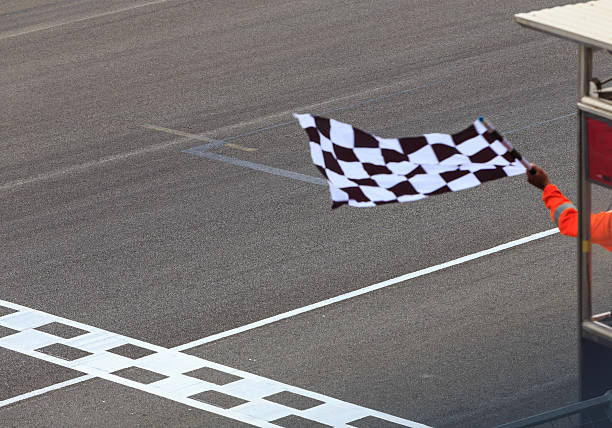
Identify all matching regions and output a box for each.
[478,116,536,174]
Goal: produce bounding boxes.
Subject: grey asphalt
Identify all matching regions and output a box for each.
[1,0,610,426]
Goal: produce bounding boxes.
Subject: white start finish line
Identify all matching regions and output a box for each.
[175,227,560,351]
[0,299,429,428]
[0,227,563,426]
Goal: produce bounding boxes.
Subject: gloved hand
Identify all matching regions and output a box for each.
[527,164,551,190]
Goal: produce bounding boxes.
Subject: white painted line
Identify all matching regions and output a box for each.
[0,86,574,193]
[143,124,256,152]
[0,300,427,427]
[223,80,445,142]
[0,375,95,408]
[0,80,435,193]
[0,0,174,41]
[505,113,575,135]
[174,227,560,351]
[142,124,215,141]
[204,79,445,142]
[0,136,188,193]
[183,150,327,186]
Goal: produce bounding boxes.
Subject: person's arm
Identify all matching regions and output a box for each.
[549,192,612,250]
[529,164,581,236]
[528,164,612,250]
[542,183,577,236]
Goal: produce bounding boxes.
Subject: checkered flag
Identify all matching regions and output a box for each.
[294,114,527,208]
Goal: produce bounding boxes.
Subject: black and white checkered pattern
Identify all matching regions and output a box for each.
[294,114,526,208]
[0,300,427,427]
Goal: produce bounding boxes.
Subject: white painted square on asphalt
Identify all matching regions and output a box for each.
[220,378,286,401]
[65,331,128,353]
[148,374,214,396]
[0,311,53,330]
[135,350,206,375]
[231,399,295,421]
[69,351,134,374]
[301,402,371,425]
[0,330,59,352]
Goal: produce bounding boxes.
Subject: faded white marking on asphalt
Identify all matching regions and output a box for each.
[0,80,437,192]
[505,113,575,135]
[174,228,560,351]
[181,111,576,188]
[0,0,174,41]
[143,124,256,151]
[182,78,445,142]
[0,136,187,193]
[142,124,216,141]
[0,375,95,408]
[222,80,445,142]
[0,83,573,193]
[0,300,428,427]
[183,149,327,186]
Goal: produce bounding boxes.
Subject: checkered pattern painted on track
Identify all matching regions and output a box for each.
[0,300,429,428]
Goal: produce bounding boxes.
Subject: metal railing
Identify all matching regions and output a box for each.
[493,390,612,428]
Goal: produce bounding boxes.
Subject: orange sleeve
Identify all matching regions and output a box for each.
[542,184,574,230]
[542,184,612,251]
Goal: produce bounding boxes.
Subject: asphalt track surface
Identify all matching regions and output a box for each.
[2,0,612,427]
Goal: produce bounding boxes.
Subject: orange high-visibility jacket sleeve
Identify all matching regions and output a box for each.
[542,184,612,252]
